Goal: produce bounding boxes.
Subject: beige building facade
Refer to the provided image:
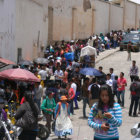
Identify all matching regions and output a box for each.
[0,0,140,62]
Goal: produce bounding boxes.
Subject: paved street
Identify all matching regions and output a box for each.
[46,50,140,140]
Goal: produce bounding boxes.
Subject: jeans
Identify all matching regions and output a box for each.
[117,90,125,107]
[18,130,37,140]
[83,97,89,117]
[129,95,139,116]
[34,99,41,112]
[69,100,74,114]
[74,91,80,108]
[113,40,117,48]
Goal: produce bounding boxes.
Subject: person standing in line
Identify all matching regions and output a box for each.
[129,76,140,117]
[55,96,73,139]
[127,41,132,61]
[89,78,100,108]
[112,75,118,100]
[98,66,106,85]
[117,72,127,108]
[88,85,122,140]
[70,78,78,109]
[54,66,64,85]
[113,33,118,49]
[82,77,90,118]
[109,68,115,81]
[66,83,75,115]
[34,82,43,113]
[41,91,56,133]
[38,66,47,88]
[15,91,39,140]
[106,74,113,88]
[130,60,139,82]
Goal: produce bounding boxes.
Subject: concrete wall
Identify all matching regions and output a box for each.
[0,0,16,62]
[136,5,140,29]
[125,1,136,29]
[15,0,48,61]
[73,7,92,39]
[48,0,93,41]
[110,4,123,31]
[47,0,140,41]
[93,0,110,34]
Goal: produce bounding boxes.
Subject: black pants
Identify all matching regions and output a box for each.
[129,95,139,116]
[18,130,37,140]
[94,138,119,140]
[130,75,136,82]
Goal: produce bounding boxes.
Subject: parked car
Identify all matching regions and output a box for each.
[120,33,140,52]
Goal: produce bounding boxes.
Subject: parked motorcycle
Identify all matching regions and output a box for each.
[0,118,22,140]
[37,115,50,140]
[131,123,140,140]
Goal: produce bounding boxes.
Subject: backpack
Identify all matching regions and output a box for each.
[55,102,69,119]
[130,81,140,97]
[91,84,100,99]
[130,82,137,96]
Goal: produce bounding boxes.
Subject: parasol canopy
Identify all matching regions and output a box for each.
[34,58,49,65]
[80,67,103,76]
[0,57,16,65]
[0,68,40,82]
[18,60,33,66]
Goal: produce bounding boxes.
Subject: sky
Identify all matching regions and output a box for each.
[129,0,140,4]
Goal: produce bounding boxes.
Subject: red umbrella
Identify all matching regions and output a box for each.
[0,68,40,82]
[0,57,15,65]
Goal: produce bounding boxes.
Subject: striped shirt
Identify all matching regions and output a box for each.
[88,103,122,140]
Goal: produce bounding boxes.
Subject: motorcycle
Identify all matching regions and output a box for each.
[37,115,50,140]
[0,118,23,140]
[4,102,50,140]
[131,123,140,140]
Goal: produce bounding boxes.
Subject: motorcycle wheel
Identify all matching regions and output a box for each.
[37,124,50,139]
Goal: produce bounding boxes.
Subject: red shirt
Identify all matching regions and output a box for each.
[117,78,127,91]
[67,88,75,100]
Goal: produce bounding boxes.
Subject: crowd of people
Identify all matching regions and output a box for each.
[0,29,140,140]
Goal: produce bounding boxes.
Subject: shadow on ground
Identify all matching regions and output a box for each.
[78,116,88,120]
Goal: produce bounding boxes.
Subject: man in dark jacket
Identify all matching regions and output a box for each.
[129,76,140,117]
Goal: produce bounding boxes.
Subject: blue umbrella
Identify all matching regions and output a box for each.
[80,68,103,76]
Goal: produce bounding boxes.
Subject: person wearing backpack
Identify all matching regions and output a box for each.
[89,78,100,108]
[129,76,140,117]
[41,91,56,133]
[55,96,73,139]
[15,91,39,140]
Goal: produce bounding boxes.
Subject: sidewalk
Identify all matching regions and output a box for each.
[96,48,119,64]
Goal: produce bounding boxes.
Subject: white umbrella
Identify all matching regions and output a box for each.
[80,45,97,57]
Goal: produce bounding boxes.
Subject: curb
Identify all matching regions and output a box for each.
[96,49,119,64]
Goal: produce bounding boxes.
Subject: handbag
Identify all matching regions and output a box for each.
[16,103,37,130]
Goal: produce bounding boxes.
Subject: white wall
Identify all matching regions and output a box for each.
[110,4,123,31]
[125,1,136,29]
[15,0,48,61]
[94,0,110,34]
[136,5,140,28]
[0,0,16,62]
